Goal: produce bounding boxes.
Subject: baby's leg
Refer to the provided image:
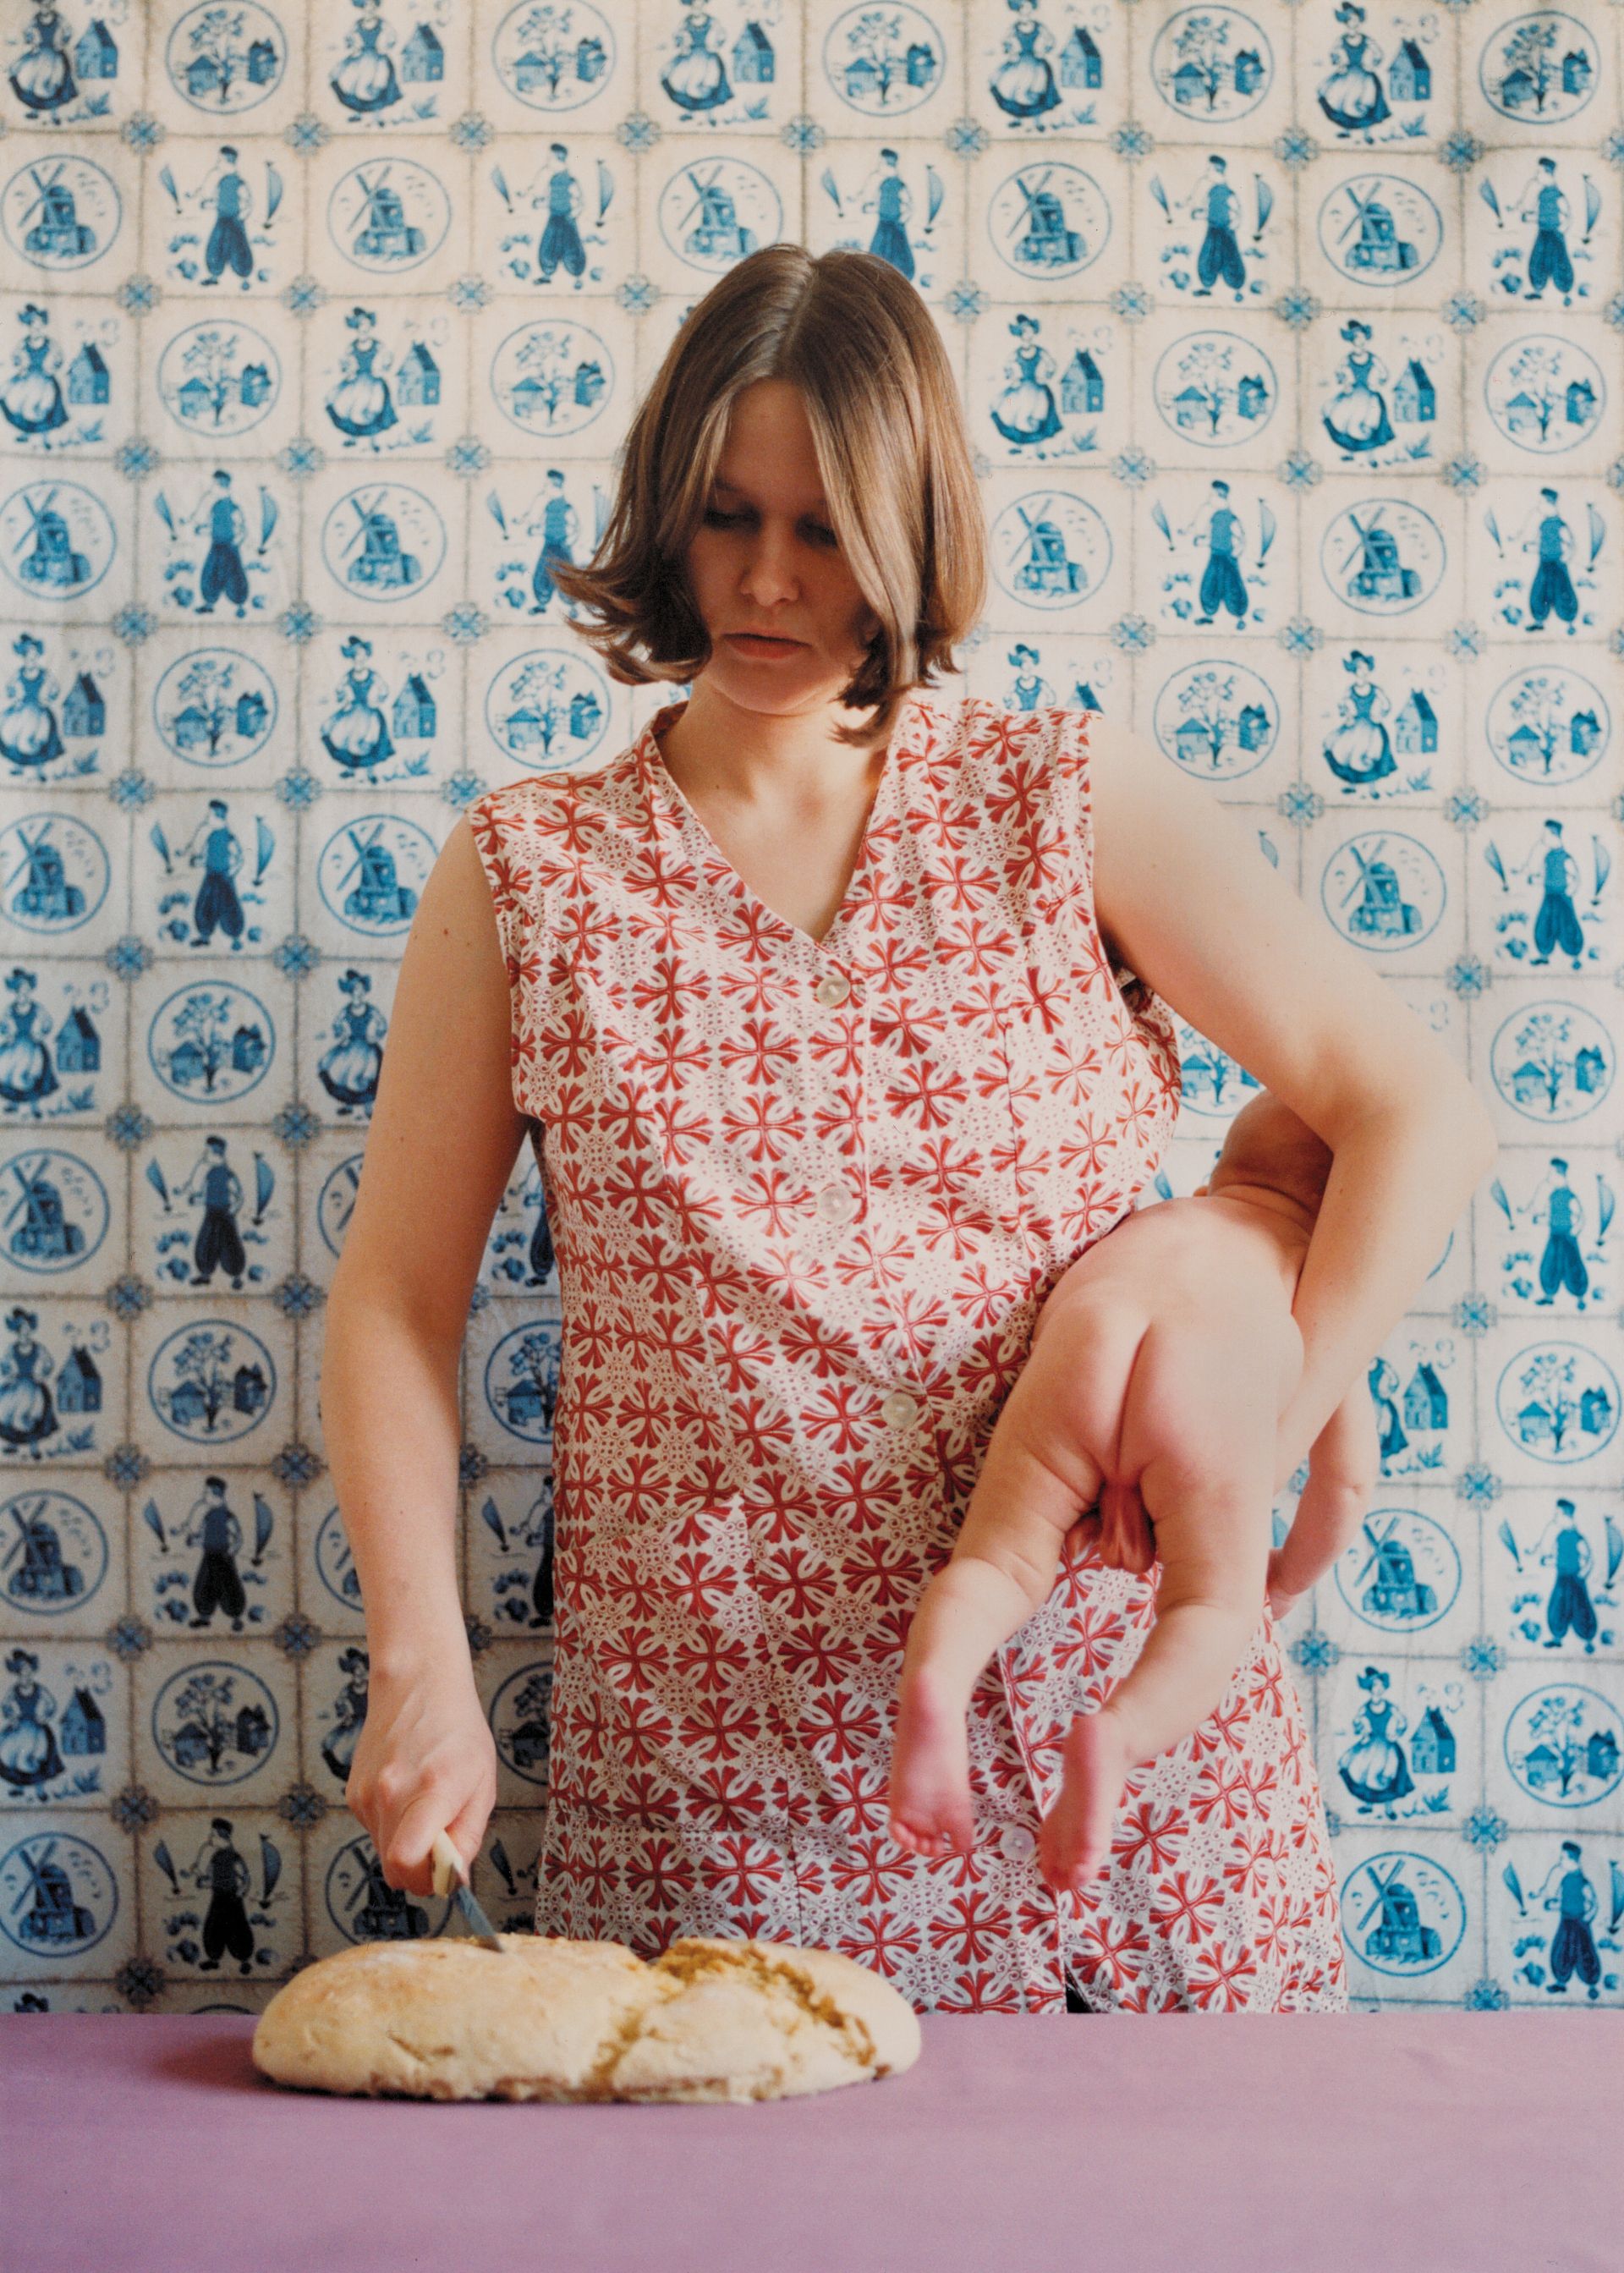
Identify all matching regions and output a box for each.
[1040,1304,1297,1898]
[888,1293,1145,1860]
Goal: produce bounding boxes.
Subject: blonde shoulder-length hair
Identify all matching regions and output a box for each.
[547,244,987,750]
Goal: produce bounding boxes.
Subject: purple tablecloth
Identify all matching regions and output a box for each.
[4,2009,1617,2272]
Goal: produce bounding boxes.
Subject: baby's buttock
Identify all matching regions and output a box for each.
[1055,1210,1298,1330]
[1032,1215,1303,1470]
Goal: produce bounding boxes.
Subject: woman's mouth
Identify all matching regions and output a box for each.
[725,632,804,657]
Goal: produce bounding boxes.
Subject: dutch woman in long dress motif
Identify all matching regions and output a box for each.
[317,969,385,1110]
[1323,320,1394,456]
[2,305,69,439]
[1317,1,1390,132]
[661,7,731,113]
[326,308,398,442]
[0,1308,56,1457]
[0,634,64,776]
[0,1648,63,1792]
[321,635,396,772]
[331,0,400,115]
[990,314,1062,444]
[1368,1353,1407,1462]
[0,970,59,1114]
[8,4,75,115]
[1336,1666,1415,1811]
[1324,650,1397,790]
[990,0,1061,120]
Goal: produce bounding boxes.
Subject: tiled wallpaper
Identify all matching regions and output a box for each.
[0,0,1618,2015]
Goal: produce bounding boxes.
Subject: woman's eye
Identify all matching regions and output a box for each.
[702,508,837,544]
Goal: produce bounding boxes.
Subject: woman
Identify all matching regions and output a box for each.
[325,246,1496,2013]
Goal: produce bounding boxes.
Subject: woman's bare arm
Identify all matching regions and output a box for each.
[321,815,530,1667]
[1086,716,1498,1491]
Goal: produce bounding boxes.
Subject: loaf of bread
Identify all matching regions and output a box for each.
[251,1933,922,2103]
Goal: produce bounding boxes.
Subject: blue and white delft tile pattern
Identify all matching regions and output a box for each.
[0,0,1618,2018]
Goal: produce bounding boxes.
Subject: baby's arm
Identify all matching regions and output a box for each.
[1265,1381,1380,1617]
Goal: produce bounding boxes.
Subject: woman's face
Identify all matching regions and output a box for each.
[683,378,882,715]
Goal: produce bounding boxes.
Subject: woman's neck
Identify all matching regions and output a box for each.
[659,683,891,816]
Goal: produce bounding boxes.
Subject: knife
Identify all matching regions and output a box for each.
[430,1830,506,1952]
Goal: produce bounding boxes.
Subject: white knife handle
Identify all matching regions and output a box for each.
[430,1829,465,1899]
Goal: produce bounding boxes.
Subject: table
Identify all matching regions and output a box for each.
[4,2008,1616,2272]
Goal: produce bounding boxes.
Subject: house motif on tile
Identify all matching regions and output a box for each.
[392,672,436,738]
[62,672,105,737]
[59,1685,107,1755]
[400,25,442,82]
[1062,27,1102,88]
[1409,1706,1456,1776]
[732,23,775,83]
[58,1004,101,1074]
[66,343,108,405]
[1392,360,1435,423]
[1393,690,1437,754]
[397,341,439,405]
[74,19,118,79]
[1387,38,1430,102]
[1061,349,1103,414]
[1403,1360,1448,1431]
[57,1345,102,1414]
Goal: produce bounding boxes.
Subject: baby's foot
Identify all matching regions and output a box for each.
[1037,1710,1132,1897]
[888,1671,977,1858]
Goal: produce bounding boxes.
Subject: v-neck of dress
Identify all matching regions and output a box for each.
[639,689,920,955]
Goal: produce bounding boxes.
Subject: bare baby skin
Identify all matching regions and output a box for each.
[887,1096,1377,1898]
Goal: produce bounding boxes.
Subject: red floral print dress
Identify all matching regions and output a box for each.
[468,689,1350,2014]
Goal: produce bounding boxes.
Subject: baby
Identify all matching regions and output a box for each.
[887,1091,1379,1898]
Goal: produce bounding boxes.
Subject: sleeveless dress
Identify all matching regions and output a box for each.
[468,689,1350,2014]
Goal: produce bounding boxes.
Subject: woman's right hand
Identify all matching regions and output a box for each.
[345,1661,498,1897]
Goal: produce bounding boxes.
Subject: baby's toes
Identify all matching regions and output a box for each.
[1049,1836,1111,1897]
[889,1809,958,1858]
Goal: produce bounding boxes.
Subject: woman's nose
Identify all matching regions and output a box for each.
[738,525,804,590]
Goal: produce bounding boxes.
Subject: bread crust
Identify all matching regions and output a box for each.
[251,1933,923,2103]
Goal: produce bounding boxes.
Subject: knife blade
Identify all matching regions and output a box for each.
[429,1830,506,1952]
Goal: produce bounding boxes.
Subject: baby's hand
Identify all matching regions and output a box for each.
[1265,1386,1380,1619]
[1265,1548,1306,1624]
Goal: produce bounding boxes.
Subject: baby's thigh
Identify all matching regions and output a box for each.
[1120,1311,1287,1584]
[1017,1287,1149,1491]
